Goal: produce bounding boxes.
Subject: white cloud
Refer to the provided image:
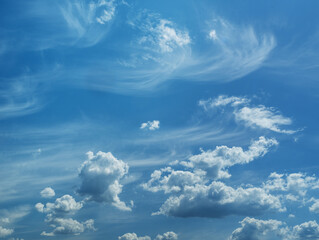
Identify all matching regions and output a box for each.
[140,120,160,130]
[235,106,295,134]
[155,231,178,240]
[36,195,83,217]
[209,29,217,40]
[60,0,116,47]
[263,172,319,198]
[78,151,131,211]
[154,181,284,218]
[309,199,319,213]
[182,136,277,179]
[291,221,319,240]
[41,218,95,236]
[40,187,55,198]
[229,218,319,240]
[200,95,296,134]
[229,217,284,240]
[118,233,151,240]
[0,226,14,238]
[118,232,178,240]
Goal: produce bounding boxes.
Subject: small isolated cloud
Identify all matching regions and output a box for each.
[309,199,319,213]
[229,217,284,240]
[200,95,297,134]
[0,226,14,238]
[140,120,160,131]
[40,187,55,198]
[209,29,217,40]
[78,151,131,211]
[118,232,178,240]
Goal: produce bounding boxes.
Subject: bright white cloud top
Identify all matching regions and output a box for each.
[40,187,55,198]
[140,120,160,130]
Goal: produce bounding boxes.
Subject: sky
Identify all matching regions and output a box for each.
[1,0,319,239]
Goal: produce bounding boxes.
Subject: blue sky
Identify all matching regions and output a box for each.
[1,0,319,239]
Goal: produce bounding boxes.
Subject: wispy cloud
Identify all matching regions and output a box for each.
[200,95,298,134]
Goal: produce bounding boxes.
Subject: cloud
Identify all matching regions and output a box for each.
[78,151,131,211]
[182,136,278,179]
[59,0,117,47]
[35,195,83,216]
[140,120,160,130]
[309,199,319,213]
[154,181,284,218]
[229,217,284,240]
[118,232,178,240]
[200,95,297,134]
[291,221,319,240]
[143,137,283,218]
[40,187,56,198]
[41,218,95,236]
[36,194,94,236]
[229,218,319,240]
[177,18,276,83]
[263,172,319,199]
[0,226,14,238]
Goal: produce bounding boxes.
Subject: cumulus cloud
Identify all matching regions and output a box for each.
[154,181,284,218]
[35,195,83,216]
[229,218,319,240]
[229,217,284,240]
[263,172,319,199]
[40,187,55,198]
[0,226,14,238]
[140,120,160,130]
[182,136,278,179]
[41,218,95,236]
[36,194,94,236]
[143,137,283,218]
[78,151,131,211]
[118,232,178,240]
[200,95,297,134]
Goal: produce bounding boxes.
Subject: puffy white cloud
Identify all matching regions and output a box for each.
[229,217,284,240]
[35,195,83,216]
[142,167,205,194]
[264,172,319,198]
[0,226,14,238]
[40,187,55,198]
[140,120,160,130]
[155,232,178,240]
[78,151,131,211]
[183,136,278,179]
[291,221,319,240]
[200,95,296,134]
[118,232,178,240]
[309,199,319,213]
[229,218,319,240]
[41,218,95,236]
[118,233,151,240]
[154,181,284,218]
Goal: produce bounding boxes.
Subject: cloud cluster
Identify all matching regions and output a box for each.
[140,120,160,131]
[36,190,94,236]
[0,226,14,238]
[118,231,178,240]
[143,137,283,218]
[78,151,132,211]
[229,217,319,240]
[200,95,296,134]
